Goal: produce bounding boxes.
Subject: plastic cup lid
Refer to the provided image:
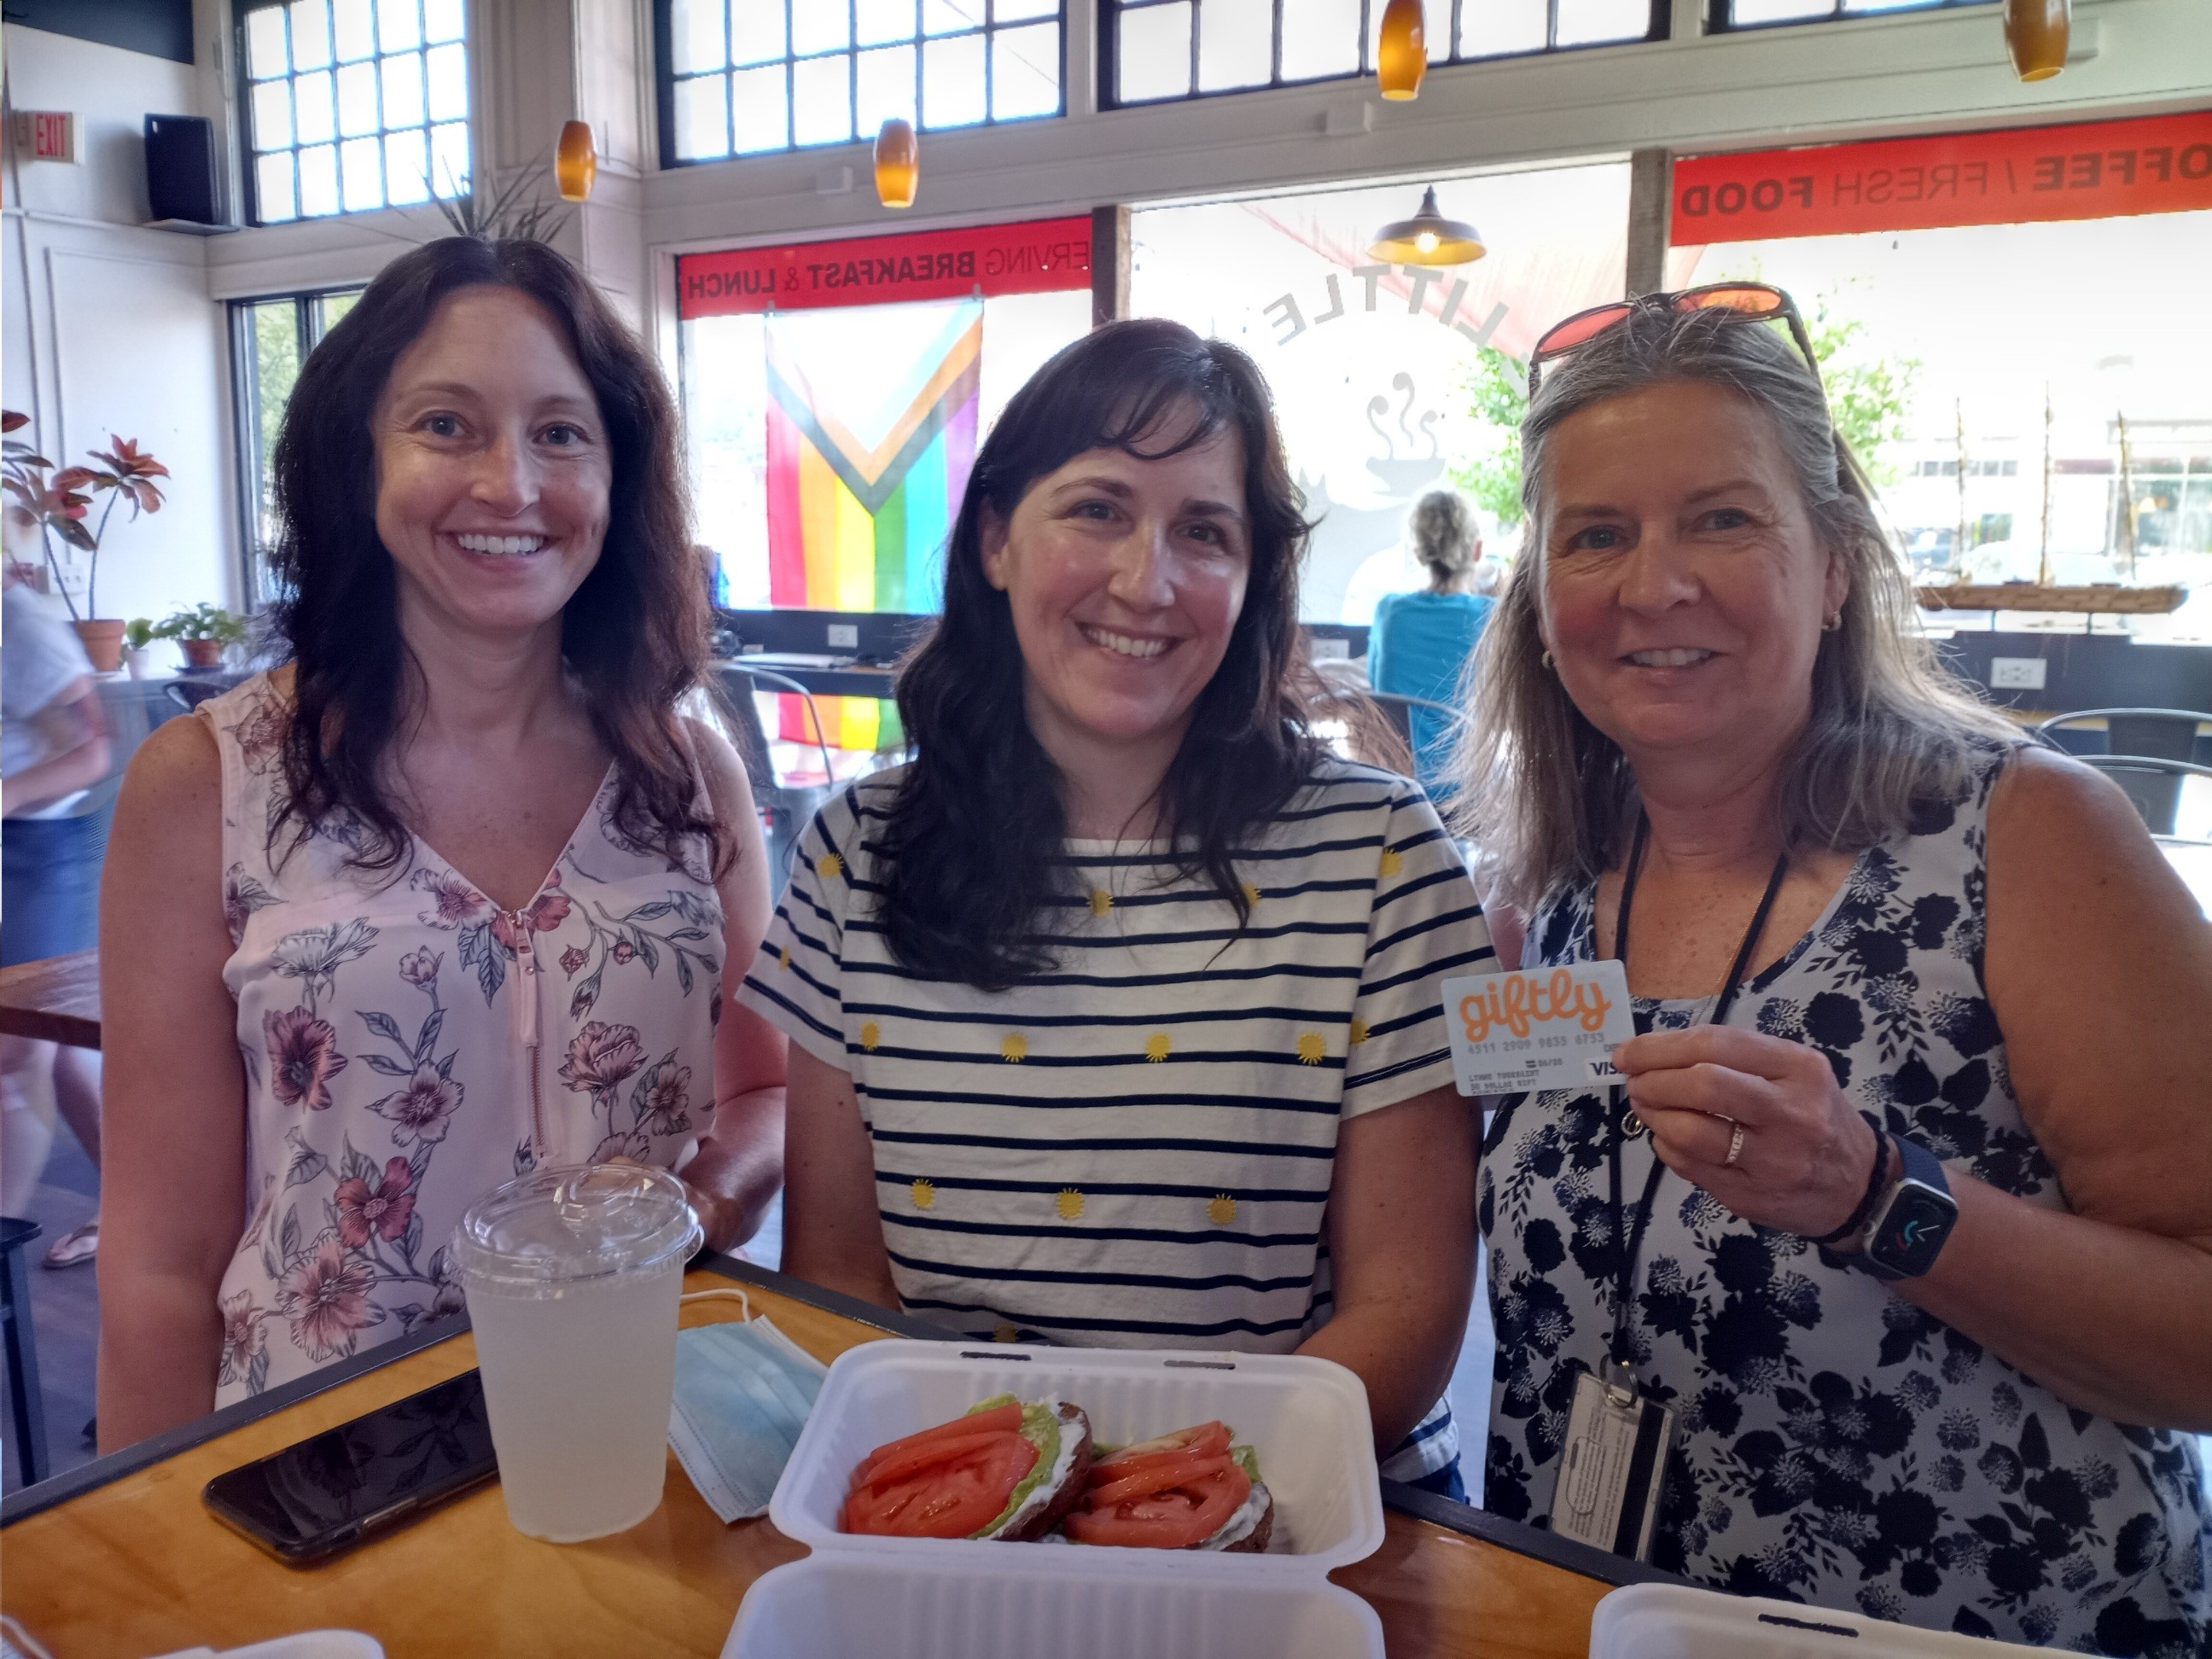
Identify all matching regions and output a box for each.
[451,1162,701,1287]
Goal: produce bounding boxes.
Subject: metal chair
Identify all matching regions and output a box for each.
[2,1216,49,1487]
[2034,709,2212,836]
[718,665,841,895]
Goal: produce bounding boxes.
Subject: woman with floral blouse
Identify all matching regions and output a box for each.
[97,238,786,1447]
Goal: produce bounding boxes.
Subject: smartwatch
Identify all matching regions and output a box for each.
[1857,1136,1958,1280]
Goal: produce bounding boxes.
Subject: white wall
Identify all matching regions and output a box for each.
[2,22,238,626]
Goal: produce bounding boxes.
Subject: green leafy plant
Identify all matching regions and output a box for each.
[153,602,247,643]
[0,410,169,620]
[124,617,158,650]
[1447,346,1530,530]
[1802,294,1918,487]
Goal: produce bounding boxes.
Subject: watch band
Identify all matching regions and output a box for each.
[1857,1136,1958,1281]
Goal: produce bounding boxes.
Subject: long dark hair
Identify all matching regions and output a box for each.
[878,318,1319,988]
[267,236,720,880]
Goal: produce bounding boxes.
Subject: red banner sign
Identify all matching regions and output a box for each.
[678,216,1093,318]
[1671,111,2212,244]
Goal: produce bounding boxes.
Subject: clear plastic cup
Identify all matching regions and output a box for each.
[452,1163,701,1542]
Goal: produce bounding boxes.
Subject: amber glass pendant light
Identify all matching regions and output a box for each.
[875,119,919,209]
[555,120,597,201]
[1368,186,1484,265]
[2003,0,2069,81]
[1377,0,1427,100]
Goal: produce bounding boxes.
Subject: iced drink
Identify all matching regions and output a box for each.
[453,1164,701,1543]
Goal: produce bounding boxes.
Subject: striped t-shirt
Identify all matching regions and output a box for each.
[739,756,1493,1480]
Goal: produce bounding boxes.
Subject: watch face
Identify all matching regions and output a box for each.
[1870,1181,1956,1278]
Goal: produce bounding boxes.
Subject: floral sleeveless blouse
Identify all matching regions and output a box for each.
[202,675,723,1406]
[1481,748,2210,1656]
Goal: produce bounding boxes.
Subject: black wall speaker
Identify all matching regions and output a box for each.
[144,114,219,225]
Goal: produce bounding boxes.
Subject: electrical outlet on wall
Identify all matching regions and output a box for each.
[827,624,859,649]
[1990,657,2048,691]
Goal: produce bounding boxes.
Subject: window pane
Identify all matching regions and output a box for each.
[1279,0,1361,80]
[381,52,426,129]
[425,41,468,120]
[377,0,422,54]
[256,150,298,220]
[922,0,985,35]
[731,64,790,153]
[252,301,301,536]
[1842,0,1928,10]
[1729,0,1831,16]
[332,0,376,61]
[1198,0,1272,91]
[1460,0,1547,55]
[792,4,851,55]
[1555,0,1655,43]
[288,0,333,71]
[429,119,469,195]
[731,0,787,65]
[791,52,853,145]
[997,0,1057,19]
[855,44,918,133]
[251,79,294,150]
[318,290,361,331]
[921,31,987,126]
[1117,3,1192,102]
[856,0,917,48]
[246,6,290,79]
[991,22,1058,120]
[674,71,733,160]
[299,143,341,214]
[336,60,380,136]
[340,134,383,210]
[384,127,429,202]
[422,0,464,44]
[671,0,725,73]
[294,68,337,143]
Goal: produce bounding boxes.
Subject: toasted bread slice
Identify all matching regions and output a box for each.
[1200,1480,1273,1552]
[992,1403,1096,1541]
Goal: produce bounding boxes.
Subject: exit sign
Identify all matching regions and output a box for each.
[11,111,78,164]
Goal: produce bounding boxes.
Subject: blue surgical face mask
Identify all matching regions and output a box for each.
[667,1316,828,1523]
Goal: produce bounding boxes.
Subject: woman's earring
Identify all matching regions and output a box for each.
[1821,614,1842,632]
[1540,650,1555,670]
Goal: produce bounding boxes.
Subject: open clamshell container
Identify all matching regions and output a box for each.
[724,1341,1389,1659]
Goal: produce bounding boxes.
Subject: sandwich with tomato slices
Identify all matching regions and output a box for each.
[842,1395,1096,1540]
[1063,1420,1273,1552]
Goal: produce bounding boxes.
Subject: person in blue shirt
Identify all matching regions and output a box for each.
[1367,490,1495,799]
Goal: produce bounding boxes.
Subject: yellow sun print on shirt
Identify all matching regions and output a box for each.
[1243,882,1262,908]
[1379,847,1403,876]
[1089,888,1113,917]
[910,1179,935,1210]
[1145,1033,1171,1062]
[1295,1032,1326,1065]
[1208,1194,1238,1225]
[993,1323,1020,1343]
[1056,1188,1086,1220]
[816,852,843,882]
[1348,1016,1371,1046]
[1001,1033,1028,1062]
[860,1021,881,1051]
[777,946,790,971]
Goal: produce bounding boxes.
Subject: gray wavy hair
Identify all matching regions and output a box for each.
[1409,488,1478,581]
[1448,303,2017,910]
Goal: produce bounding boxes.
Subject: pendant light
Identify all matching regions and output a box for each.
[2002,0,2069,80]
[1377,0,1427,101]
[875,118,919,209]
[555,119,597,201]
[1367,186,1484,265]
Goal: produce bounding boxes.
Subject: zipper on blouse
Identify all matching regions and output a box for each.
[506,912,546,1162]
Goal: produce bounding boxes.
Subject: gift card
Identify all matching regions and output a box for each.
[1439,959,1634,1096]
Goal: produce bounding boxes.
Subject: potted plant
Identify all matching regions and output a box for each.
[122,617,160,678]
[0,409,170,672]
[154,602,247,669]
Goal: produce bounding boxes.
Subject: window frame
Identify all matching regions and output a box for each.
[229,286,365,607]
[1095,0,1669,110]
[651,0,1069,171]
[1709,0,1993,31]
[233,0,472,228]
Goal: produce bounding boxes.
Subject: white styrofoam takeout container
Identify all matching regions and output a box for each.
[724,1340,1390,1659]
[1590,1583,2062,1658]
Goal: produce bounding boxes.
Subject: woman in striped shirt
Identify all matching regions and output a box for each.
[741,320,1493,1492]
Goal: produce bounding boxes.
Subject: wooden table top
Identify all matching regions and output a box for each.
[1,1262,1633,1658]
[0,947,100,1048]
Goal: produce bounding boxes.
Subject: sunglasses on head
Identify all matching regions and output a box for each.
[1525,282,1824,399]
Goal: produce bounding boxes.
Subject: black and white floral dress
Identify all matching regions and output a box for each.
[1480,749,2210,1656]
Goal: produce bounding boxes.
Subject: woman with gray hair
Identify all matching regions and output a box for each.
[1456,285,2209,1652]
[1370,487,1494,798]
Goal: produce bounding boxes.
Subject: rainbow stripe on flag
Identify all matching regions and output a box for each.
[763,300,981,749]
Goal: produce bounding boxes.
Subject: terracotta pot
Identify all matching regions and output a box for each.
[72,618,127,673]
[180,637,227,669]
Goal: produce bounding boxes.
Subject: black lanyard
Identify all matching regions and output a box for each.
[1604,813,1790,1377]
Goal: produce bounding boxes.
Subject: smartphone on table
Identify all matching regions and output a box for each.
[202,1370,498,1563]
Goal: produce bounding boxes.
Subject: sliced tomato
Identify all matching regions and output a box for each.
[1086,1450,1238,1511]
[1063,1463,1252,1549]
[844,1433,1039,1539]
[1091,1421,1231,1476]
[855,1429,1031,1491]
[853,1402,1026,1488]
